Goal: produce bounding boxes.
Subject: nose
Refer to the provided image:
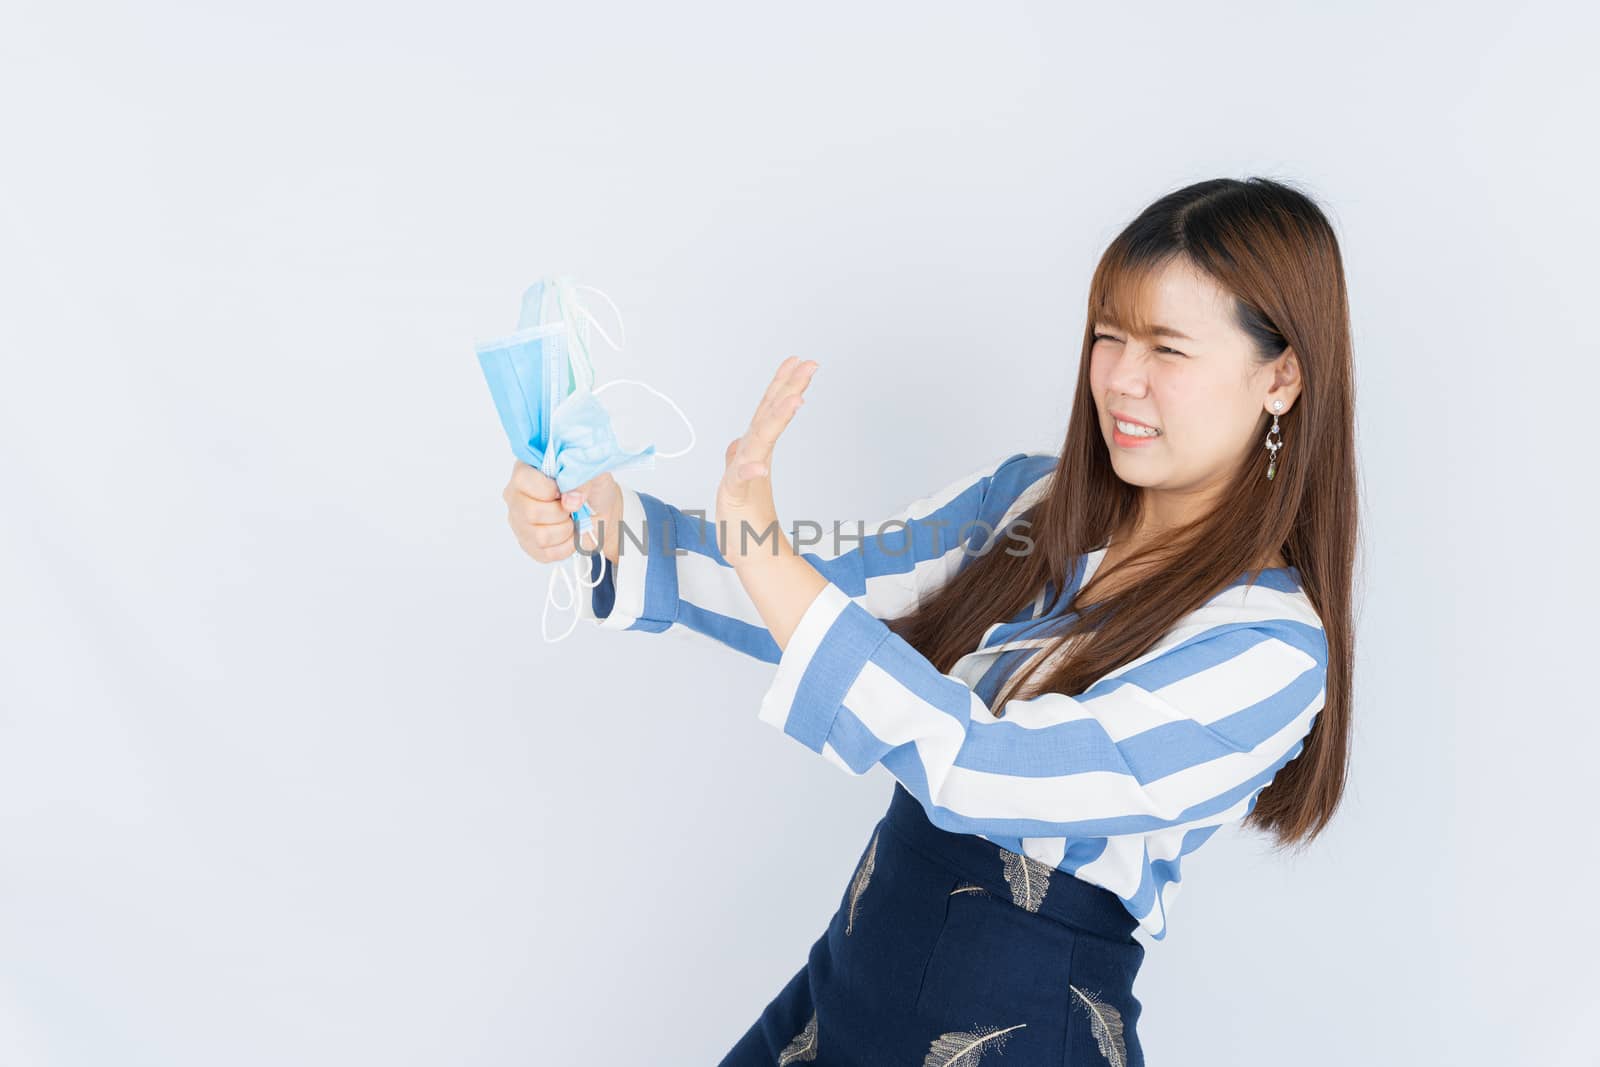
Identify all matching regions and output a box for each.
[1105,348,1151,399]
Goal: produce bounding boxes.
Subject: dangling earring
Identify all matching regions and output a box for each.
[1265,399,1285,481]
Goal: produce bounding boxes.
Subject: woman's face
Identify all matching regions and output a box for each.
[1089,257,1301,524]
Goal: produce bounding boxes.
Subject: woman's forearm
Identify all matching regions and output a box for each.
[734,546,830,653]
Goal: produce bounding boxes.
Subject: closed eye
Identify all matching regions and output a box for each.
[1093,331,1185,356]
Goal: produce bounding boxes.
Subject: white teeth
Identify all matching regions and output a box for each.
[1115,418,1160,437]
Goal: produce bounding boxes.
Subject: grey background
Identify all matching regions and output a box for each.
[2,1,1595,1064]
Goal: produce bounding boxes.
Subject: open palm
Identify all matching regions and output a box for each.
[716,356,819,568]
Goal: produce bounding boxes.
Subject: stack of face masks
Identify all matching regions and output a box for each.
[474,275,693,642]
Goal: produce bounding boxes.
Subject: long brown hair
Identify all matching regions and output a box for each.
[885,177,1359,848]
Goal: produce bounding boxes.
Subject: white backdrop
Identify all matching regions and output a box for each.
[3,2,1595,1064]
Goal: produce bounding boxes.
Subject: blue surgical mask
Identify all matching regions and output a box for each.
[474,276,693,642]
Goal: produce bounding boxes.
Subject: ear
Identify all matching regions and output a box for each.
[1267,346,1303,412]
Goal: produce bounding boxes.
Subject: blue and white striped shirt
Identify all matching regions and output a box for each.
[577,451,1328,940]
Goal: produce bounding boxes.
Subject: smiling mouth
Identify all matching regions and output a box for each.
[1113,417,1162,438]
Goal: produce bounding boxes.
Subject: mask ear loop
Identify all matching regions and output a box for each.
[542,523,610,643]
[592,378,697,459]
[567,285,693,458]
[571,285,627,352]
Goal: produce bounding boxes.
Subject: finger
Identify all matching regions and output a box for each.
[727,406,796,486]
[756,359,817,428]
[741,364,814,463]
[511,495,580,527]
[506,461,560,502]
[745,357,805,426]
[751,392,804,456]
[726,358,816,483]
[755,355,802,411]
[511,514,577,554]
[528,520,577,550]
[723,437,761,489]
[759,356,814,418]
[526,531,575,562]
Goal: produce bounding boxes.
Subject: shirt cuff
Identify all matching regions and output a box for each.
[756,580,894,753]
[576,485,680,632]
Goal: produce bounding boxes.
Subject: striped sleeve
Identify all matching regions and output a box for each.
[757,581,1328,839]
[575,451,1056,663]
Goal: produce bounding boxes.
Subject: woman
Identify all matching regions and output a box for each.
[503,177,1355,1066]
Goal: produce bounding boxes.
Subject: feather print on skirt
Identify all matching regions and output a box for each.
[778,1010,818,1064]
[949,881,990,897]
[844,828,879,936]
[1000,849,1054,913]
[1069,985,1128,1067]
[922,1023,1027,1066]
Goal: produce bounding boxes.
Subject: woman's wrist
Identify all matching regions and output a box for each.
[601,503,624,566]
[593,486,625,567]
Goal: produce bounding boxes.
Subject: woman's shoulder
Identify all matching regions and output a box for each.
[1195,571,1328,668]
[975,450,1060,525]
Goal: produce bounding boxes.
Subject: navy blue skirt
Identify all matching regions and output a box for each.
[718,782,1146,1066]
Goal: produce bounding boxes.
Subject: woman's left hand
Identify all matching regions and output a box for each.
[716,356,819,570]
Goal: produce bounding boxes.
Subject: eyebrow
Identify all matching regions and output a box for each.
[1096,322,1195,342]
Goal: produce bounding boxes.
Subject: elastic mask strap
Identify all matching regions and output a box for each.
[541,524,610,643]
[592,378,697,459]
[571,284,628,353]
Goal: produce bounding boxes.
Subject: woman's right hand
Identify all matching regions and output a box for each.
[503,462,625,568]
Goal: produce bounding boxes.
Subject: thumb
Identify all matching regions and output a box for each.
[724,437,769,482]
